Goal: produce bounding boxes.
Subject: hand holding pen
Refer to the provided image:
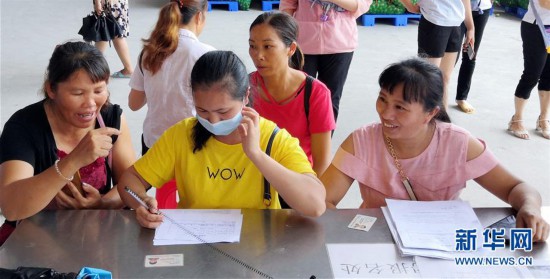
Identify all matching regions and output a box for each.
[124,186,163,229]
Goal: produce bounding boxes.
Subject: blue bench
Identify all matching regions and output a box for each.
[262,0,280,11]
[360,13,421,27]
[207,1,238,11]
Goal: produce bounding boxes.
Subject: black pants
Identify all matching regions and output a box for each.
[141,134,149,155]
[303,52,354,122]
[456,9,490,100]
[515,21,550,100]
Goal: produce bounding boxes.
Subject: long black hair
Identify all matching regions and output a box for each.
[142,0,208,74]
[190,50,249,152]
[378,58,451,123]
[250,11,304,70]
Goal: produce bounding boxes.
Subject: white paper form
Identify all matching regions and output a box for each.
[382,207,457,260]
[326,243,421,278]
[154,209,243,246]
[415,249,533,278]
[386,199,483,252]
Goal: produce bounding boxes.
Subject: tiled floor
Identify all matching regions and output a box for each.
[1,1,548,214]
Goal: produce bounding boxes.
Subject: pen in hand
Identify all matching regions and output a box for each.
[124,186,161,215]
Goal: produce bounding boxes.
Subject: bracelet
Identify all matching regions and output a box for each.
[54,159,74,182]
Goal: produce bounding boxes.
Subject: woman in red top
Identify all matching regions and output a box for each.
[248,12,336,178]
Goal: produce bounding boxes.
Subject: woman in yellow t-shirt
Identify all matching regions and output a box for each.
[118,51,326,228]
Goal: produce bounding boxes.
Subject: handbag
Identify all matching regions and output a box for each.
[78,11,123,44]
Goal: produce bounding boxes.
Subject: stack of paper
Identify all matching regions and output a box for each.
[153,209,243,246]
[382,199,483,259]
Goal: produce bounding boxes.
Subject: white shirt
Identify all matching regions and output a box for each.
[523,0,550,25]
[478,0,493,11]
[419,0,465,27]
[129,29,215,148]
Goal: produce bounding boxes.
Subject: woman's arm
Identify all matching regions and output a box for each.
[310,131,332,176]
[398,0,420,13]
[320,134,355,209]
[462,0,475,48]
[117,166,163,229]
[239,107,326,217]
[128,89,147,111]
[327,0,358,12]
[280,0,298,15]
[0,127,121,220]
[94,0,103,14]
[469,137,549,241]
[101,113,136,209]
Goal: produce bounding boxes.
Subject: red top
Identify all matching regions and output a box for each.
[57,150,107,191]
[250,71,336,165]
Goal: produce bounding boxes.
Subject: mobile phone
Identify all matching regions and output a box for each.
[487,214,516,240]
[466,44,475,60]
[62,170,85,197]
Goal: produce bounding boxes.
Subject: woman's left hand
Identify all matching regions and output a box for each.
[55,183,103,209]
[464,28,475,51]
[238,107,262,160]
[516,206,550,242]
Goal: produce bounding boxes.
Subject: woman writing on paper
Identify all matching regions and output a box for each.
[321,58,549,241]
[0,41,136,245]
[118,51,326,229]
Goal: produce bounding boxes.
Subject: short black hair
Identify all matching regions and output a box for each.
[379,58,451,123]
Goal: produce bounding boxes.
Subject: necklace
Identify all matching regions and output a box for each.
[385,135,417,201]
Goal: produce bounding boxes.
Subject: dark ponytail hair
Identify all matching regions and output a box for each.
[378,58,451,123]
[190,51,249,152]
[250,11,304,70]
[142,0,207,74]
[43,41,111,107]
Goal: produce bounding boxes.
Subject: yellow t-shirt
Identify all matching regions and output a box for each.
[134,117,314,209]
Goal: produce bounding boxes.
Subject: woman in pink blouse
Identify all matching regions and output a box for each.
[321,58,549,242]
[280,0,372,122]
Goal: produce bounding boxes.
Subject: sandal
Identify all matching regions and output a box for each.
[111,70,131,78]
[456,100,475,114]
[508,116,530,140]
[536,116,550,139]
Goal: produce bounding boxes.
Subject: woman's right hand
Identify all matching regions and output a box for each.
[94,0,103,15]
[135,197,163,229]
[54,182,103,209]
[69,127,121,170]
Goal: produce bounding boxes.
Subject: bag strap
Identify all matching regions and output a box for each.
[304,75,314,127]
[530,0,550,53]
[263,126,280,207]
[96,113,113,169]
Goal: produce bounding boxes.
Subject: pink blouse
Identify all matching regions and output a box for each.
[280,0,372,54]
[331,121,499,208]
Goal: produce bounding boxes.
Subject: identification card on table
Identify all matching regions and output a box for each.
[145,254,184,267]
[348,214,376,232]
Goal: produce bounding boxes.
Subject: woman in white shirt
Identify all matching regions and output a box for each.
[128,0,215,154]
[508,0,550,140]
[455,0,493,114]
[399,0,475,110]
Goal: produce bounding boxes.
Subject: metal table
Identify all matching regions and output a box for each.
[0,208,547,278]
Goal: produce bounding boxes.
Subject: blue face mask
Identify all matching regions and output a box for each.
[196,111,243,136]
